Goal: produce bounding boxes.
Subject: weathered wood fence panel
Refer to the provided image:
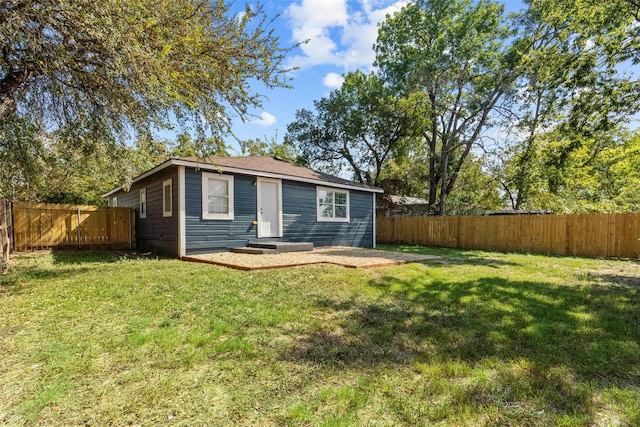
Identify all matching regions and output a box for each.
[13,202,135,252]
[376,213,640,259]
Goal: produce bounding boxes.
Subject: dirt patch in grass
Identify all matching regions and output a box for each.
[578,262,640,289]
[183,246,441,270]
[589,271,640,288]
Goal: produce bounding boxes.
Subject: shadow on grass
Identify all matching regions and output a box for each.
[376,244,522,268]
[50,248,167,265]
[282,272,640,417]
[579,269,640,290]
[50,248,130,265]
[1,250,144,292]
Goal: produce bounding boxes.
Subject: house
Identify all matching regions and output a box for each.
[102,156,383,257]
[377,194,430,217]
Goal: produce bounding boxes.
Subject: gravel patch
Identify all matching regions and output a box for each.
[183,246,441,270]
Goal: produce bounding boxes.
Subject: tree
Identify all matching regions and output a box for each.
[540,130,640,212]
[0,115,134,203]
[39,143,133,205]
[171,132,231,158]
[239,134,306,164]
[1,0,291,154]
[438,154,502,215]
[126,136,173,178]
[490,0,640,211]
[239,138,270,156]
[374,0,521,215]
[286,70,412,186]
[0,115,47,201]
[172,133,200,158]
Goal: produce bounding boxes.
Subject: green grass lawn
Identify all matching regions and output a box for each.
[1,246,639,426]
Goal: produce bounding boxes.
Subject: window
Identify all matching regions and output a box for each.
[163,179,172,217]
[111,196,118,207]
[139,188,147,218]
[317,187,349,222]
[202,173,234,220]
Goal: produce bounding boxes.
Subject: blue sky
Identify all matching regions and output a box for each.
[157,0,637,151]
[190,0,528,152]
[223,0,531,151]
[227,0,416,150]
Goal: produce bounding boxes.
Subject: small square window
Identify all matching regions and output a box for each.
[317,187,349,222]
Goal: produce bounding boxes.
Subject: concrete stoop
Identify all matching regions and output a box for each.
[231,242,314,254]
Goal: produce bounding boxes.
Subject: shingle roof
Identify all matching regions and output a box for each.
[386,195,429,205]
[177,156,380,191]
[102,156,382,198]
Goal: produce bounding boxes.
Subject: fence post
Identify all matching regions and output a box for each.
[6,199,10,261]
[128,208,132,250]
[77,207,81,248]
[0,199,8,268]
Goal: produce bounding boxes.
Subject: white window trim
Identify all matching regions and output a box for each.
[163,179,173,217]
[139,188,147,219]
[202,172,234,220]
[317,186,350,222]
[111,196,118,207]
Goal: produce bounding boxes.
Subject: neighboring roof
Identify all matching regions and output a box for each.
[386,195,429,205]
[103,156,383,197]
[486,209,552,216]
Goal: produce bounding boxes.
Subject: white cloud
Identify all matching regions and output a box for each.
[322,72,345,89]
[251,112,277,127]
[285,0,409,70]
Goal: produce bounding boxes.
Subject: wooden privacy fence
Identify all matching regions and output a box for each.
[13,202,135,252]
[377,213,640,259]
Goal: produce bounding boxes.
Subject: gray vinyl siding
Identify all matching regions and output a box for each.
[281,181,373,248]
[185,168,259,254]
[184,168,374,254]
[111,190,139,210]
[112,167,179,256]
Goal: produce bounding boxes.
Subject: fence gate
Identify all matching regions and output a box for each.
[12,202,135,252]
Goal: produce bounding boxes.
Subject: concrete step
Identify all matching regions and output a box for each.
[247,242,314,253]
[231,247,276,254]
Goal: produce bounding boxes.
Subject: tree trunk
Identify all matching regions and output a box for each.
[0,199,9,272]
[0,68,33,122]
[438,150,449,216]
[428,151,438,209]
[0,94,17,122]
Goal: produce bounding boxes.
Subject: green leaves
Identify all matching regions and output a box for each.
[286,71,411,186]
[0,0,292,150]
[374,0,517,214]
[493,0,640,212]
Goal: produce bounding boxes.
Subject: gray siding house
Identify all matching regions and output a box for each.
[103,156,383,257]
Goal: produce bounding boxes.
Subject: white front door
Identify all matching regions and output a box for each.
[257,178,282,238]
